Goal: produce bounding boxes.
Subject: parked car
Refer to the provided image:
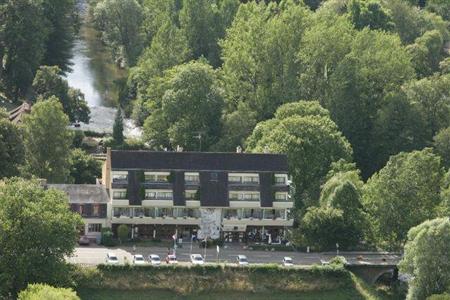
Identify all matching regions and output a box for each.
[148,254,161,265]
[282,257,294,266]
[78,235,90,246]
[105,253,119,264]
[236,255,249,266]
[133,254,146,265]
[166,254,178,264]
[190,254,204,265]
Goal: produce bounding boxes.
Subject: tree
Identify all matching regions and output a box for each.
[143,61,224,150]
[129,19,191,125]
[1,0,48,100]
[117,224,129,243]
[246,101,353,207]
[69,149,102,184]
[347,0,395,31]
[22,98,73,183]
[363,149,444,249]
[41,0,77,73]
[212,103,257,152]
[93,0,144,66]
[404,74,450,139]
[400,218,450,300]
[18,284,80,300]
[407,30,445,78]
[372,91,427,171]
[32,66,90,123]
[0,118,25,178]
[326,29,415,178]
[298,206,347,251]
[433,127,450,168]
[113,108,124,146]
[0,178,82,296]
[220,1,310,120]
[426,0,450,21]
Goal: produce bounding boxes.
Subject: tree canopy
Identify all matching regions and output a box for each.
[0,178,82,297]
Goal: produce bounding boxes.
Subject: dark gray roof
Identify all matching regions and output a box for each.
[48,184,109,203]
[111,150,288,172]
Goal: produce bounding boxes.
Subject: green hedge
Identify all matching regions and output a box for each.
[73,264,352,295]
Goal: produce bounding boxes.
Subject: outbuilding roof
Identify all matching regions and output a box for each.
[48,184,109,203]
[110,150,288,172]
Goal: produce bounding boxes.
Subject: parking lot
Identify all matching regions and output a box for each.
[68,244,401,266]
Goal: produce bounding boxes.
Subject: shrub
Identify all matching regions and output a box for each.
[18,284,80,300]
[101,227,116,247]
[117,225,129,243]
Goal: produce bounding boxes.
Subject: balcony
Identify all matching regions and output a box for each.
[111,207,201,225]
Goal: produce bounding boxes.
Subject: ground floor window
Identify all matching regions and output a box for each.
[88,223,102,233]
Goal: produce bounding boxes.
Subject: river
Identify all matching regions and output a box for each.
[65,4,141,138]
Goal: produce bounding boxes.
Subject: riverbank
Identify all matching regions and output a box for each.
[71,264,404,300]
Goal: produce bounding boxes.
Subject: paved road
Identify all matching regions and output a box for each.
[68,244,401,266]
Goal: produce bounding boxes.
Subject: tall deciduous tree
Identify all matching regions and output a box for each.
[33,66,90,123]
[69,149,102,184]
[22,98,73,183]
[41,0,77,72]
[347,0,395,31]
[1,0,48,100]
[400,218,450,300]
[220,1,310,120]
[363,149,444,250]
[93,0,144,66]
[0,117,24,178]
[407,30,445,78]
[0,178,82,296]
[326,29,415,178]
[143,61,223,151]
[246,101,353,207]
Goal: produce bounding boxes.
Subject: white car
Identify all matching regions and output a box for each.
[190,254,204,265]
[133,254,146,265]
[236,255,249,266]
[166,254,178,264]
[148,254,161,265]
[282,257,294,266]
[105,253,119,265]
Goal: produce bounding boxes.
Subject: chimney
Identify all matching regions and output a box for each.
[102,147,112,189]
[236,146,242,153]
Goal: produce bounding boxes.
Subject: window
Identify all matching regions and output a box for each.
[229,192,260,201]
[113,207,131,217]
[113,190,127,199]
[275,193,288,201]
[145,191,173,200]
[242,176,259,184]
[274,175,287,185]
[92,204,100,217]
[88,223,102,232]
[112,174,128,183]
[185,173,199,183]
[228,174,259,184]
[145,173,169,183]
[228,175,241,183]
[185,190,198,200]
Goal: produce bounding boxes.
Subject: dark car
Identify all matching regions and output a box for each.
[78,235,90,246]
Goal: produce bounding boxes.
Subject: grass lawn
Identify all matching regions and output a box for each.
[76,288,366,300]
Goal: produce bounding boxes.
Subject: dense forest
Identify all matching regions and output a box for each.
[1,0,450,298]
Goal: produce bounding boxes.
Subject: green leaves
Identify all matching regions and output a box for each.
[247,101,352,207]
[399,218,450,300]
[363,149,444,249]
[22,98,73,183]
[0,178,82,296]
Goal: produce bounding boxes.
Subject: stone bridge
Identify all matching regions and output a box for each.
[345,263,398,284]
